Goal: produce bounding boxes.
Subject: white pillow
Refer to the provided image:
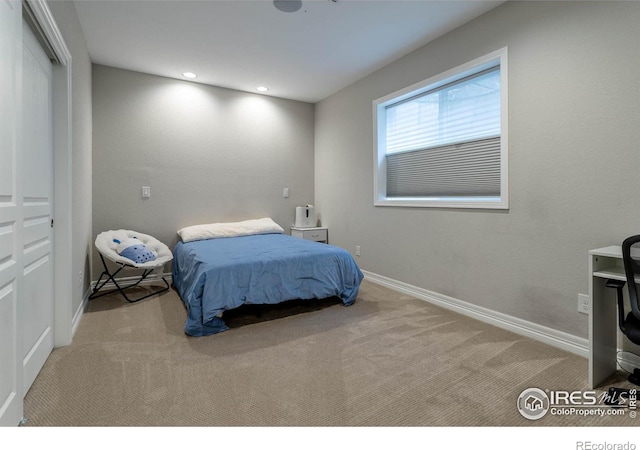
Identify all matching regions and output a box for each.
[177,217,284,243]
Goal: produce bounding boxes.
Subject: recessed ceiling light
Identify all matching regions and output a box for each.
[182,72,197,79]
[273,1,302,13]
[256,86,269,92]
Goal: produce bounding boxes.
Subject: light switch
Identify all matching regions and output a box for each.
[283,187,289,198]
[142,186,151,198]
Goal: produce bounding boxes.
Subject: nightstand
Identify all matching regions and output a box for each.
[290,226,328,244]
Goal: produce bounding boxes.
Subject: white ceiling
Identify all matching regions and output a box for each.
[74,0,504,103]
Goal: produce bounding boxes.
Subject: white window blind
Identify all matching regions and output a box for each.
[384,66,501,198]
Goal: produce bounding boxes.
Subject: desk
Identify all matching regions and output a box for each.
[588,246,640,388]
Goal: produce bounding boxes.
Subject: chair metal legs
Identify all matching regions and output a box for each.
[89,253,169,303]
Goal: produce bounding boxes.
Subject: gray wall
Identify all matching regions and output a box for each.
[92,65,315,277]
[48,1,93,315]
[315,1,640,339]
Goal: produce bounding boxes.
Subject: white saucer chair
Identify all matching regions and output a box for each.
[90,229,173,303]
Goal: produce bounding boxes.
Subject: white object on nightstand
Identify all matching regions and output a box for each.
[291,226,328,243]
[294,205,315,228]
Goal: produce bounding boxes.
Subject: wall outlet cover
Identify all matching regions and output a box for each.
[578,293,590,315]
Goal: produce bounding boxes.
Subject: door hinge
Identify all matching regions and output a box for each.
[50,218,54,228]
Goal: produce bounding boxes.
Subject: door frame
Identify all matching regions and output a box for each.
[27,0,73,347]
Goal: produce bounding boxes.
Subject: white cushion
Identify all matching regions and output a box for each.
[177,217,284,243]
[95,230,173,268]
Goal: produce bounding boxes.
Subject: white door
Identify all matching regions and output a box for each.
[0,1,23,426]
[20,19,55,394]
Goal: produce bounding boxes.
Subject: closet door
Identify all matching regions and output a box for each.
[21,18,55,395]
[0,0,23,426]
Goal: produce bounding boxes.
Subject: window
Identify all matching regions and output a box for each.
[373,48,508,209]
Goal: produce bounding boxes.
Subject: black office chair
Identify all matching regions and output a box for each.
[605,234,640,385]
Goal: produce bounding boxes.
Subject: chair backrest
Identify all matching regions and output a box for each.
[622,235,640,320]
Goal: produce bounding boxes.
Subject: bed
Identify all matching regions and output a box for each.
[171,219,364,336]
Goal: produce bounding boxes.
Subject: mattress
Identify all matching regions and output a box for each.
[172,233,364,336]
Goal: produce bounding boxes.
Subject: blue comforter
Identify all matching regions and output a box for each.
[172,233,364,336]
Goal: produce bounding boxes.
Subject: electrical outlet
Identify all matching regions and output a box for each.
[355,245,361,257]
[578,293,590,315]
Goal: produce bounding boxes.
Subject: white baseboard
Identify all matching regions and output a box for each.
[617,351,640,374]
[71,287,91,338]
[362,270,589,358]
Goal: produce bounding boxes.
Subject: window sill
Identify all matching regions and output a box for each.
[374,197,508,210]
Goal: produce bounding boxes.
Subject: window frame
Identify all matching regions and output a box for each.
[373,47,509,209]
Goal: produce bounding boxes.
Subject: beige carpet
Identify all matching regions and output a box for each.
[22,280,637,427]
